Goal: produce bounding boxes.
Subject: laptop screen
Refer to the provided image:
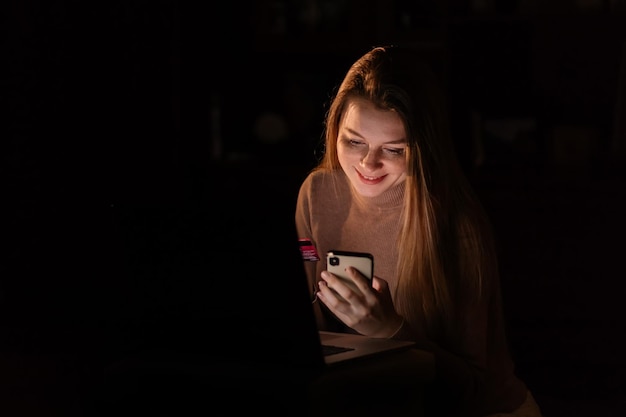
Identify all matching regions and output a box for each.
[106,161,326,370]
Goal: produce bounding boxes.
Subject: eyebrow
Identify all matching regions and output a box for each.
[342,127,407,144]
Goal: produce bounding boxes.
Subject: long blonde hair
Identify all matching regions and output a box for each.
[313,45,498,342]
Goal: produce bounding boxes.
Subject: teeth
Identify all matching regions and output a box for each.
[357,169,381,180]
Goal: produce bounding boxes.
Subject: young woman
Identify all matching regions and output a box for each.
[295,46,543,416]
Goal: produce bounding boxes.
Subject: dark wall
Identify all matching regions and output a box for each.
[3,1,626,416]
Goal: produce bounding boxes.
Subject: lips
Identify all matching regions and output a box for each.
[356,169,386,184]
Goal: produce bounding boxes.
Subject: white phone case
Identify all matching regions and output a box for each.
[326,250,374,285]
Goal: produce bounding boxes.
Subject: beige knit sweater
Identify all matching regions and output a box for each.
[295,169,529,416]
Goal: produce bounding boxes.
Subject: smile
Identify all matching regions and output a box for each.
[362,174,381,180]
[356,169,386,183]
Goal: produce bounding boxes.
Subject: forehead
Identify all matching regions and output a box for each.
[341,98,406,143]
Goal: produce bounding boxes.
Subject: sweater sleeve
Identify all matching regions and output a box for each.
[294,174,329,329]
[388,299,489,416]
[390,283,526,416]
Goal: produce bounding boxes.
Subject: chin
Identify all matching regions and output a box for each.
[354,185,386,198]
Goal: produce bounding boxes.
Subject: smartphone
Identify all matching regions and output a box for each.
[326,250,374,287]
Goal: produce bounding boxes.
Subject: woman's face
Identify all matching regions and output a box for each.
[337,97,408,198]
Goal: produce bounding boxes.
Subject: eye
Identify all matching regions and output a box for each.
[383,147,406,156]
[343,138,367,147]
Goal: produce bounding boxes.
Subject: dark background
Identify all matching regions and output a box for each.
[3,1,626,416]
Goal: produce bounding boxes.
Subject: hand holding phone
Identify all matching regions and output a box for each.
[326,250,374,288]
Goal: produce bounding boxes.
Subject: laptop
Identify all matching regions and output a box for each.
[318,330,416,366]
[96,162,416,373]
[248,219,416,369]
[11,162,418,414]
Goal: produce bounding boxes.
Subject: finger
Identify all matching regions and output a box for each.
[317,282,358,326]
[317,279,346,303]
[320,271,358,300]
[344,267,378,302]
[371,276,388,292]
[344,266,371,288]
[317,281,350,313]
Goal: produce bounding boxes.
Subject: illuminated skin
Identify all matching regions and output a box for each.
[316,97,406,338]
[337,97,408,198]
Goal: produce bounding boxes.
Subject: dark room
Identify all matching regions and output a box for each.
[3,1,626,416]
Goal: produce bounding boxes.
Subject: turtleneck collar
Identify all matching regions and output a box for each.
[349,177,405,211]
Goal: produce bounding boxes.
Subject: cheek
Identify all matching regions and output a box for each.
[337,145,360,164]
[386,157,408,174]
[337,148,350,174]
[390,159,407,174]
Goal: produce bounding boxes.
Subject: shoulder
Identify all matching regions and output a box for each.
[298,169,347,197]
[296,169,351,219]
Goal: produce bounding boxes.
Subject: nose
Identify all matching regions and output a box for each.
[360,148,382,170]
